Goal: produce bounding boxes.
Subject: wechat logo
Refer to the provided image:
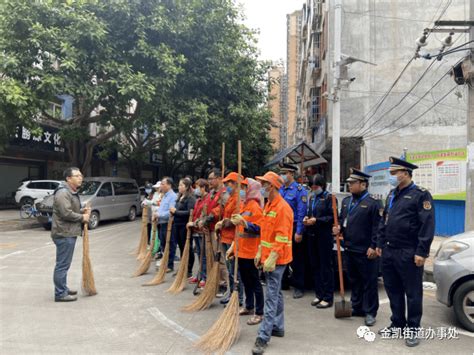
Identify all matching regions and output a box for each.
[357,326,376,342]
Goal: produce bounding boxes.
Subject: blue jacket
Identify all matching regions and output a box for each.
[279,181,308,235]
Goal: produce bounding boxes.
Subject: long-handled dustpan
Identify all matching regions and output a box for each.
[331,194,352,318]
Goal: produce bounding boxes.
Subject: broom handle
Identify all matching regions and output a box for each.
[166,215,174,244]
[232,140,242,284]
[186,209,194,241]
[221,142,225,178]
[331,194,345,298]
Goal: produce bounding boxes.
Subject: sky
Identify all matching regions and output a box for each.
[237,0,304,62]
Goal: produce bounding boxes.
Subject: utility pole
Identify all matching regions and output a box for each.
[467,4,474,231]
[331,0,342,194]
[428,17,474,231]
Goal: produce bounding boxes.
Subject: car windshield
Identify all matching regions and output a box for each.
[78,181,101,196]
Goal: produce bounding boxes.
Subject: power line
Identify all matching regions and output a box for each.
[348,59,439,138]
[344,0,455,138]
[364,84,458,141]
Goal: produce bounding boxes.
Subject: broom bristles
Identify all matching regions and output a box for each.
[143,218,173,286]
[167,236,191,294]
[133,222,156,277]
[82,225,97,296]
[181,261,219,312]
[135,208,149,259]
[194,290,240,354]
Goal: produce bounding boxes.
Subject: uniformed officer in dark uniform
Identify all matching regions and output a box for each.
[304,174,334,309]
[278,163,308,298]
[333,168,382,326]
[376,157,435,347]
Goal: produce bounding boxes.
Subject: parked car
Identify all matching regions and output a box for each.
[15,180,62,207]
[36,177,141,230]
[433,230,474,332]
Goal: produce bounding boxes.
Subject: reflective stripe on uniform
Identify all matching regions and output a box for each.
[264,211,277,218]
[261,240,273,248]
[275,235,291,244]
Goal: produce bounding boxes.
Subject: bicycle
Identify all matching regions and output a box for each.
[20,203,41,219]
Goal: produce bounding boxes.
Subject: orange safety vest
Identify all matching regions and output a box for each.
[259,194,293,265]
[215,192,242,244]
[234,199,262,259]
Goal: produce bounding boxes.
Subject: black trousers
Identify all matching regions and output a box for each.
[173,223,194,275]
[382,246,424,329]
[346,250,379,316]
[147,222,152,244]
[307,233,334,302]
[290,231,307,291]
[239,258,264,315]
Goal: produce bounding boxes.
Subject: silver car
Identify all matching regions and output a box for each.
[36,177,141,230]
[433,230,474,332]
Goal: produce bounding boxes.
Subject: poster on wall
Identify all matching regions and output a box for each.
[364,161,391,201]
[407,148,467,200]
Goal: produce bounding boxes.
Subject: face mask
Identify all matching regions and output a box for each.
[312,187,323,196]
[389,175,400,187]
[260,187,270,198]
[226,186,233,195]
[280,174,289,184]
[145,188,152,194]
[194,188,202,197]
[239,189,246,199]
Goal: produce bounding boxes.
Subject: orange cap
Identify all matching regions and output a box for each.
[222,172,247,185]
[256,171,284,189]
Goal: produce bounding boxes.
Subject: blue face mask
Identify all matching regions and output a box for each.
[226,186,233,195]
[194,188,202,197]
[280,174,289,184]
[145,188,152,194]
[239,189,246,199]
[260,187,270,198]
[389,175,400,187]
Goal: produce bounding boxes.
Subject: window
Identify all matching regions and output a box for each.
[49,182,59,190]
[112,182,138,196]
[97,182,112,197]
[27,181,50,190]
[79,181,101,196]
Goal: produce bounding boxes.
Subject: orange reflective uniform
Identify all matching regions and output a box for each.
[234,199,263,259]
[259,194,293,265]
[212,192,242,244]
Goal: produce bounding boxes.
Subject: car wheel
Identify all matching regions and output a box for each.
[453,280,474,332]
[43,223,51,231]
[88,211,100,230]
[128,206,137,221]
[20,197,34,207]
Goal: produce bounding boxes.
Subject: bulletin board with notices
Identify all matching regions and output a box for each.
[407,148,467,200]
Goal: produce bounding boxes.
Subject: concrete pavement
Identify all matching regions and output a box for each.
[0,220,472,354]
[0,208,41,232]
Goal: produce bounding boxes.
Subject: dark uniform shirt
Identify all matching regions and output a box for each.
[340,192,382,253]
[279,181,308,235]
[305,190,334,236]
[377,182,435,257]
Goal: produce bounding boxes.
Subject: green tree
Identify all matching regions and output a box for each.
[0,0,273,177]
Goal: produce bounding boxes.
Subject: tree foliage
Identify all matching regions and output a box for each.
[0,0,273,177]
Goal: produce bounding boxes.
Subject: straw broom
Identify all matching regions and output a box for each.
[135,207,149,260]
[167,209,194,294]
[182,228,220,312]
[143,215,174,286]
[132,220,157,277]
[82,222,98,296]
[182,143,225,311]
[195,140,242,354]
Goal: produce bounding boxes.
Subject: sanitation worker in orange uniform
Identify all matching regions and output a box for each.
[251,172,293,355]
[227,178,264,326]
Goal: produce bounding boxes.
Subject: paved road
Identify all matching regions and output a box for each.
[1,221,473,354]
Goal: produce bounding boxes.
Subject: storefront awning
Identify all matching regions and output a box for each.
[264,141,327,169]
